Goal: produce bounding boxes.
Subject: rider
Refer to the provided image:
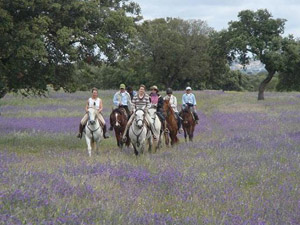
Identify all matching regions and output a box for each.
[122,84,157,141]
[181,86,199,124]
[149,85,168,132]
[126,86,137,101]
[164,88,183,133]
[113,84,132,117]
[77,87,109,139]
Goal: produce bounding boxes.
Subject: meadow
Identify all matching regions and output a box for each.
[0,90,300,225]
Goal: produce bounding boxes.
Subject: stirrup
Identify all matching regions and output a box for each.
[109,126,113,131]
[122,136,127,142]
[77,133,82,139]
[164,128,169,134]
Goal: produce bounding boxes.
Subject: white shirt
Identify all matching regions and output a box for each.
[164,95,178,112]
[88,98,101,110]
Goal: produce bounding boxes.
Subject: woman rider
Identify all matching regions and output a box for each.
[122,84,157,141]
[149,85,168,132]
[163,88,183,133]
[77,87,109,139]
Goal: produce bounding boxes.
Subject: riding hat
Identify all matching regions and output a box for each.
[120,84,126,89]
[186,86,192,91]
[150,85,159,91]
[166,88,173,94]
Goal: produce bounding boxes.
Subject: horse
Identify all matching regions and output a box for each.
[109,107,130,149]
[148,106,163,151]
[84,107,103,157]
[163,99,179,146]
[129,108,152,156]
[180,106,196,142]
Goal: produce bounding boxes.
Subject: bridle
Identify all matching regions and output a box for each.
[87,107,100,140]
[132,108,146,147]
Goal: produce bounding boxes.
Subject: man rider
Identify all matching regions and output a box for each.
[181,86,199,124]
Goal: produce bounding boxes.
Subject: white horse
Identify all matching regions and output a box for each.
[84,107,103,157]
[148,106,163,151]
[129,108,152,156]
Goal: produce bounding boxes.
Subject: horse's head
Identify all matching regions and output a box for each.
[88,107,97,125]
[163,99,173,117]
[134,108,145,129]
[148,107,156,119]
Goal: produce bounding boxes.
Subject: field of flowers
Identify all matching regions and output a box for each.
[0,90,300,224]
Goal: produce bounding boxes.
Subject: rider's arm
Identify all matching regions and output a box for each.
[172,96,177,108]
[192,94,197,110]
[131,97,136,112]
[85,100,89,112]
[99,99,103,112]
[192,94,197,105]
[182,94,186,107]
[113,93,119,106]
[145,96,151,110]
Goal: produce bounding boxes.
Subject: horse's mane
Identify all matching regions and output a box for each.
[112,108,123,114]
[182,107,191,113]
[163,99,175,115]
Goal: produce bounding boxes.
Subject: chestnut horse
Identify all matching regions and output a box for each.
[109,107,130,148]
[163,99,179,146]
[180,106,196,142]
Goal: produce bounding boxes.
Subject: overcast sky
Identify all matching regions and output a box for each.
[134,0,300,37]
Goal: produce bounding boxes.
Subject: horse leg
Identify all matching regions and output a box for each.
[164,131,170,146]
[133,144,139,156]
[95,141,100,155]
[148,136,153,153]
[183,127,187,142]
[125,133,131,147]
[85,137,92,157]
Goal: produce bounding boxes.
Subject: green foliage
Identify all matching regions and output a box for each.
[0,0,140,97]
[127,18,214,90]
[277,36,300,91]
[226,9,286,98]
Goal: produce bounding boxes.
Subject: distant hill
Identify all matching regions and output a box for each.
[230,60,267,75]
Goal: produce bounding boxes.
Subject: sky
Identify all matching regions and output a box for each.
[134,0,300,38]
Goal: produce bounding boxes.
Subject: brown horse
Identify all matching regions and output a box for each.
[109,107,130,148]
[180,106,196,142]
[163,99,179,146]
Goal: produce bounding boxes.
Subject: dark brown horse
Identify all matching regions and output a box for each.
[163,99,179,146]
[109,107,130,148]
[180,106,196,142]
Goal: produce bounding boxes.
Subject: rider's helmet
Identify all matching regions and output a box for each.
[166,88,173,94]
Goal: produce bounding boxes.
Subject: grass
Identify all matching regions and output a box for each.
[0,90,300,224]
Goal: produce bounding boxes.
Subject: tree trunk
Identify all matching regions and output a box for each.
[258,70,275,100]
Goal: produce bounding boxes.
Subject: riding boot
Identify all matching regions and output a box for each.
[103,125,110,139]
[77,123,84,139]
[194,112,199,124]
